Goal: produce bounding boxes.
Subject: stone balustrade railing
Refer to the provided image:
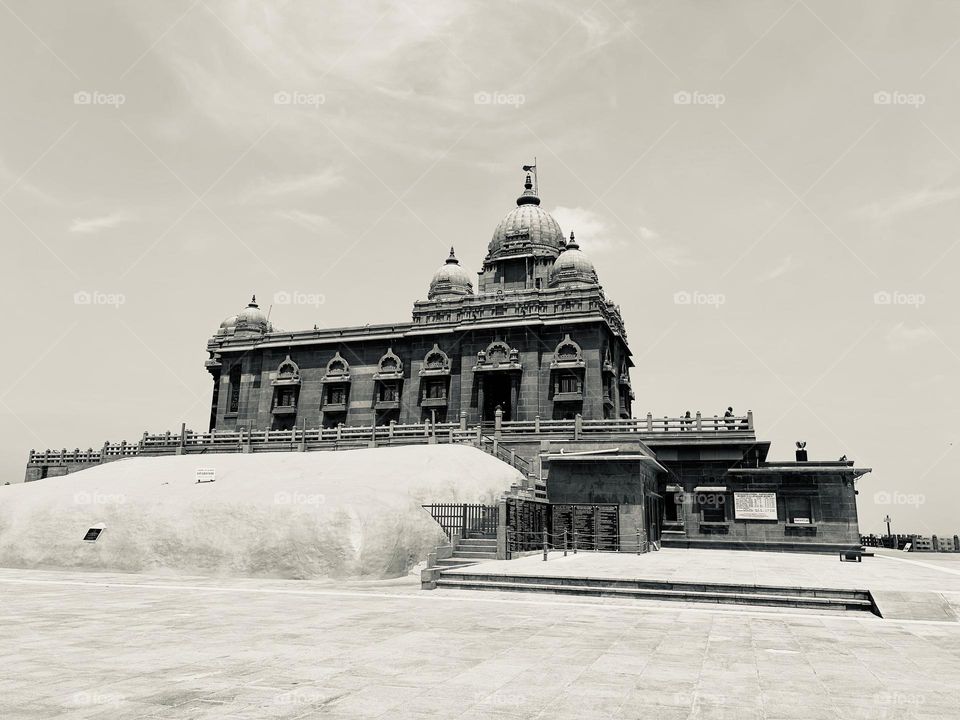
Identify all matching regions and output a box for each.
[25,411,755,473]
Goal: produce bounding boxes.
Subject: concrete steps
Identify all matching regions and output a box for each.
[451,537,498,562]
[434,572,878,614]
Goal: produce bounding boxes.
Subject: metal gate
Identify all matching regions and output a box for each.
[422,503,499,539]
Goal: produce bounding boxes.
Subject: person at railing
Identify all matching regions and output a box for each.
[724,406,735,430]
[681,410,692,431]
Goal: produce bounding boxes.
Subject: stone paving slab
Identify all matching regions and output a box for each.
[2,566,959,719]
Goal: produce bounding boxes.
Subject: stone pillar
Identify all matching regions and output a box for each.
[494,406,503,437]
[459,410,467,431]
[510,374,519,420]
[477,376,485,423]
[575,413,582,440]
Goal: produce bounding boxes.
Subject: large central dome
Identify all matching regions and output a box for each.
[486,174,565,261]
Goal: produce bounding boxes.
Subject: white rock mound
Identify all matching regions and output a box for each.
[0,445,519,579]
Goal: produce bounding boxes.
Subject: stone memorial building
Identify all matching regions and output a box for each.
[206,173,634,432]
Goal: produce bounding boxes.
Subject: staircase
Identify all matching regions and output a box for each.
[434,572,878,614]
[434,536,498,571]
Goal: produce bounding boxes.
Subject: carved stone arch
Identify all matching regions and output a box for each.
[421,344,450,375]
[276,354,300,380]
[324,351,350,380]
[377,347,403,375]
[485,340,511,365]
[551,334,584,367]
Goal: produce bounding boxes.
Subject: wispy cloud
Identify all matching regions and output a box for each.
[250,167,344,199]
[551,206,615,252]
[855,186,960,223]
[762,255,794,281]
[549,206,690,266]
[885,322,936,352]
[637,225,691,267]
[275,209,332,232]
[69,211,133,234]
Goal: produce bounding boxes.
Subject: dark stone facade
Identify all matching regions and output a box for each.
[206,174,633,432]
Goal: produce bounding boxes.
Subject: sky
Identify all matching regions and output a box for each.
[1,0,958,536]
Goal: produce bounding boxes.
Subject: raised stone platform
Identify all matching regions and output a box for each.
[436,548,960,621]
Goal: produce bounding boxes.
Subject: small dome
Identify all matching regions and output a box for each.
[219,314,238,330]
[429,247,474,300]
[234,295,270,334]
[487,174,565,261]
[548,232,599,289]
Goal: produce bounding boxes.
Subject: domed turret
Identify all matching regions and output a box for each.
[428,247,474,300]
[486,173,565,261]
[217,295,271,336]
[549,232,599,289]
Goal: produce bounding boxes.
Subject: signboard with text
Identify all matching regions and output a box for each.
[195,467,216,483]
[734,492,778,520]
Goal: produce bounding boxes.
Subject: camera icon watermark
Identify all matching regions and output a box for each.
[273,290,326,308]
[473,91,525,108]
[673,90,725,108]
[873,290,925,308]
[875,691,925,706]
[873,90,925,108]
[73,290,125,309]
[74,90,126,109]
[873,491,925,508]
[74,491,127,505]
[273,91,325,109]
[673,290,726,309]
[72,692,124,707]
[274,491,325,506]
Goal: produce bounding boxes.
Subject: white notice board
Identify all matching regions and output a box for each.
[734,492,777,520]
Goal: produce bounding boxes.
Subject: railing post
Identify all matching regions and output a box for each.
[646,412,653,431]
[574,413,582,440]
[534,415,540,434]
[564,529,568,557]
[461,503,468,539]
[389,420,396,439]
[573,529,578,554]
[299,419,307,452]
[176,423,186,455]
[139,432,147,453]
[496,498,508,560]
[494,407,503,438]
[696,411,703,431]
[747,410,754,430]
[543,528,548,561]
[460,410,467,431]
[370,422,377,448]
[100,441,108,463]
[336,423,342,441]
[637,528,641,555]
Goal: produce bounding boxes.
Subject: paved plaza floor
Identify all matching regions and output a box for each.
[3,551,960,719]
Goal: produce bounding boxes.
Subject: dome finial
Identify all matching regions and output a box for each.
[249,294,258,307]
[446,246,459,264]
[516,169,540,207]
[567,231,579,250]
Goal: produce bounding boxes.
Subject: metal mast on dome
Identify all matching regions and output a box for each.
[522,159,538,196]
